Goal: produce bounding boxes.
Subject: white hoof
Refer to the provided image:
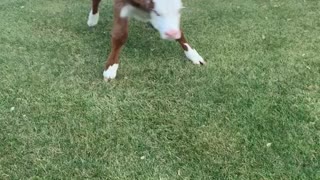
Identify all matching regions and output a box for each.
[184,44,206,65]
[103,64,119,81]
[87,10,99,27]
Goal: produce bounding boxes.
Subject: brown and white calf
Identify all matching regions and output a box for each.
[87,0,206,81]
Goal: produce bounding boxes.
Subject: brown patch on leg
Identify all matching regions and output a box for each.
[92,0,101,14]
[176,31,189,51]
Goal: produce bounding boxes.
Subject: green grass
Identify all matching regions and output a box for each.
[0,0,319,179]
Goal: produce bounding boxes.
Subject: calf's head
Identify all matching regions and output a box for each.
[130,0,183,40]
[150,0,183,40]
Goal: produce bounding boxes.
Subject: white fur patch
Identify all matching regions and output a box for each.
[184,44,206,65]
[120,5,134,18]
[87,10,99,27]
[103,64,119,80]
[120,5,150,22]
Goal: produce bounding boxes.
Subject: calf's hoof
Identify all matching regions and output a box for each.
[183,44,206,65]
[103,64,119,81]
[87,10,99,27]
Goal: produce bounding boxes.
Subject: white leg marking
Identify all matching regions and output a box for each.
[87,10,99,27]
[103,64,119,80]
[184,43,206,65]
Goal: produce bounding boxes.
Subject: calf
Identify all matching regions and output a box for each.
[87,0,206,81]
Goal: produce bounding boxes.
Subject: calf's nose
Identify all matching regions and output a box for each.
[165,29,181,39]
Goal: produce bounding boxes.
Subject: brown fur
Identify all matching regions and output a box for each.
[128,0,154,11]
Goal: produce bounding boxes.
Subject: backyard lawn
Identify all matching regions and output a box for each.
[0,0,319,179]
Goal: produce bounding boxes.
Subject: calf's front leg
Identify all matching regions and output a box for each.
[87,0,101,27]
[103,15,128,81]
[177,31,206,65]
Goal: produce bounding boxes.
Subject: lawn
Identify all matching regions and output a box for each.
[0,0,319,179]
